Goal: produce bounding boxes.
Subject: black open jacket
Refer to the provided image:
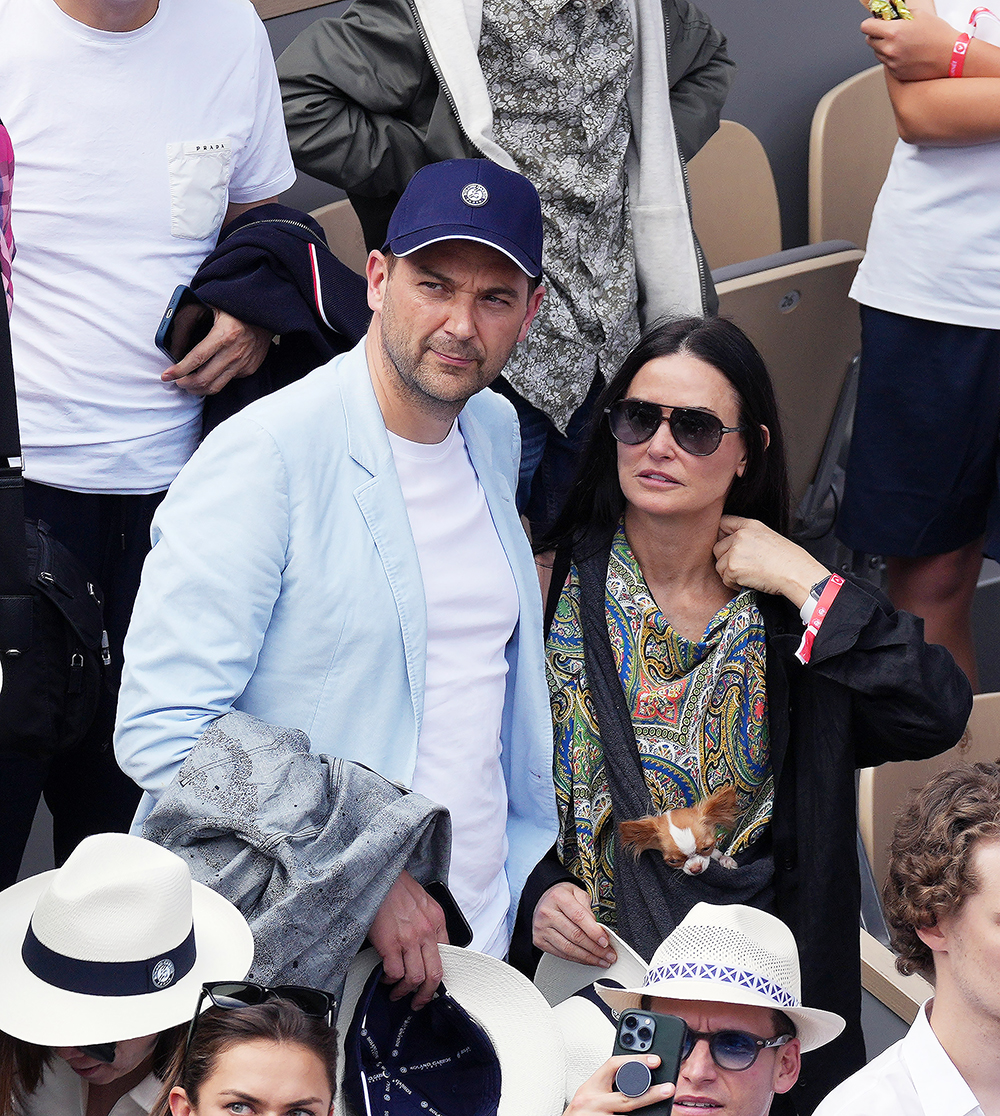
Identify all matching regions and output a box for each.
[512,573,972,1115]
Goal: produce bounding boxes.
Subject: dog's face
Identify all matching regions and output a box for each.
[619,787,740,875]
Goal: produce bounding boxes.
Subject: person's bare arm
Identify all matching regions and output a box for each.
[885,70,1000,144]
[160,197,278,395]
[862,9,1000,80]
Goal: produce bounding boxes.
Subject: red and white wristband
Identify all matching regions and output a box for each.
[795,574,845,665]
[950,6,1000,77]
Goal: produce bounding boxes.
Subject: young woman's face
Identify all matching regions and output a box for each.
[169,1039,333,1116]
[616,352,748,525]
[53,1034,157,1087]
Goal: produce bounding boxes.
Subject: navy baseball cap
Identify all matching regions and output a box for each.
[384,158,543,278]
[343,964,501,1116]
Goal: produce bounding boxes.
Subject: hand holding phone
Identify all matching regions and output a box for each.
[155,284,215,364]
[611,1010,687,1115]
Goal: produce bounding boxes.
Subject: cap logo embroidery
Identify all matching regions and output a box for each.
[461,183,489,207]
[151,959,176,989]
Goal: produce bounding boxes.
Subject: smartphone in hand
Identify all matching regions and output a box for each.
[155,284,215,364]
[612,1009,687,1115]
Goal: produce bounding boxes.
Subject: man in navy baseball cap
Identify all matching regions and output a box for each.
[115,155,554,1014]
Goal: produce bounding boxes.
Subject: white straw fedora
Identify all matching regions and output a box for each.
[597,904,845,1053]
[0,833,254,1047]
[534,927,648,1007]
[334,946,566,1116]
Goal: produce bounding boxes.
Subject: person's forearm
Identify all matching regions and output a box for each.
[886,71,1000,143]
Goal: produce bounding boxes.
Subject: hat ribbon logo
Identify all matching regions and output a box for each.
[461,183,489,208]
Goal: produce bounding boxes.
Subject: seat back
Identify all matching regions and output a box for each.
[809,65,897,249]
[310,198,369,276]
[713,244,864,505]
[686,121,782,271]
[858,691,1000,892]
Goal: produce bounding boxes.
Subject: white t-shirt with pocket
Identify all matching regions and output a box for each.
[0,0,296,493]
[851,0,1000,328]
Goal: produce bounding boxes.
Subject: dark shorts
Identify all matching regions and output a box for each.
[837,305,1000,558]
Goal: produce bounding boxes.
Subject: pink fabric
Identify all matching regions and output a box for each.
[0,122,13,312]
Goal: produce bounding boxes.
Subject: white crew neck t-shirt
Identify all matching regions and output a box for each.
[0,0,295,493]
[851,0,1000,328]
[388,422,520,956]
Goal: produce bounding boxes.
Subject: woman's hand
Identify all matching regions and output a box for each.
[564,1056,674,1114]
[861,7,958,81]
[533,881,618,966]
[714,516,830,608]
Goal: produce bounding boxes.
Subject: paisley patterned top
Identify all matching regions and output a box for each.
[478,0,639,430]
[547,526,774,924]
[0,122,13,312]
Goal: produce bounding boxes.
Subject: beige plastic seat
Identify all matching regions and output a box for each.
[310,198,369,276]
[686,120,782,271]
[809,65,898,250]
[859,691,1000,891]
[713,243,864,506]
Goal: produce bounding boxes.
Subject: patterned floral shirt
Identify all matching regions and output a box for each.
[0,122,13,312]
[479,0,640,430]
[547,527,774,925]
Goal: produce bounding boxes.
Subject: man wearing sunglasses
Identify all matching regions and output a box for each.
[567,903,845,1116]
[115,159,556,1009]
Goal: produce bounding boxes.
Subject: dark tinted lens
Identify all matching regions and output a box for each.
[669,408,724,455]
[205,982,266,1010]
[609,401,662,445]
[80,1043,117,1065]
[711,1031,760,1070]
[271,985,333,1019]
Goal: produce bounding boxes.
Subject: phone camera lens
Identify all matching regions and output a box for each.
[637,1026,653,1043]
[623,1015,638,1029]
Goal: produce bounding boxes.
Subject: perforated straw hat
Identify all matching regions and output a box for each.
[0,833,254,1047]
[597,904,845,1053]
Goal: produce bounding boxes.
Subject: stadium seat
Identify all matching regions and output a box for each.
[808,65,897,250]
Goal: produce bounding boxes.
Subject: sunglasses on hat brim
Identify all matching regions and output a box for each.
[185,981,335,1061]
[681,1026,793,1071]
[605,399,745,456]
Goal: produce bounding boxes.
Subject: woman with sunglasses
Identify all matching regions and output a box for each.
[523,316,971,1111]
[153,987,336,1116]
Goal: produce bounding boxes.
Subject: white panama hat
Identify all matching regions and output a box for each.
[0,832,254,1047]
[597,904,845,1054]
[335,945,567,1116]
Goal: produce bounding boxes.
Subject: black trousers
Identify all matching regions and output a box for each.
[0,480,164,887]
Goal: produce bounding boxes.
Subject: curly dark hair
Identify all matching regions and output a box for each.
[883,761,1000,978]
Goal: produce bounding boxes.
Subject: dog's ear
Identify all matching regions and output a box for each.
[701,786,740,831]
[619,817,663,857]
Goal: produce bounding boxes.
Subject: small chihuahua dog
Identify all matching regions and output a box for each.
[619,787,741,876]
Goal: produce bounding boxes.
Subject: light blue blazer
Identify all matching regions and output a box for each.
[115,339,558,925]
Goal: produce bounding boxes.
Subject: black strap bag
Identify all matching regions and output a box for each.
[0,295,109,758]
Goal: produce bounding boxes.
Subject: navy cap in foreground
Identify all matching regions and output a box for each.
[384,158,543,278]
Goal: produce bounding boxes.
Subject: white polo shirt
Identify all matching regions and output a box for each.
[813,999,984,1116]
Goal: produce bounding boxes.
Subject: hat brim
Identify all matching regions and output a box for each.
[0,869,254,1046]
[335,947,566,1116]
[387,228,540,277]
[596,980,846,1054]
[534,929,649,1008]
[551,996,617,1099]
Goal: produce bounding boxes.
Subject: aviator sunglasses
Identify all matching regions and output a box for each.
[606,398,745,456]
[184,981,335,1059]
[681,1026,793,1071]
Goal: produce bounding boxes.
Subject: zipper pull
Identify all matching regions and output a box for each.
[69,651,84,694]
[101,630,111,667]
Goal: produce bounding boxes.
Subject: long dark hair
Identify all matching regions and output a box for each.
[0,1026,182,1116]
[152,1001,337,1116]
[540,316,790,555]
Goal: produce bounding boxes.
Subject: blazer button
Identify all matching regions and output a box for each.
[775,625,785,635]
[782,857,796,871]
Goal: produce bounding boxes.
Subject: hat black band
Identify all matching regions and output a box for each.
[21,924,196,997]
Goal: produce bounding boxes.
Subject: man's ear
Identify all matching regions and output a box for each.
[915,920,949,955]
[169,1087,194,1116]
[366,250,390,316]
[771,1037,801,1096]
[517,284,545,343]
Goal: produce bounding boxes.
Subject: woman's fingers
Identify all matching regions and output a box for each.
[532,882,616,965]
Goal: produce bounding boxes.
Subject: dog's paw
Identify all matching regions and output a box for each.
[718,854,738,870]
